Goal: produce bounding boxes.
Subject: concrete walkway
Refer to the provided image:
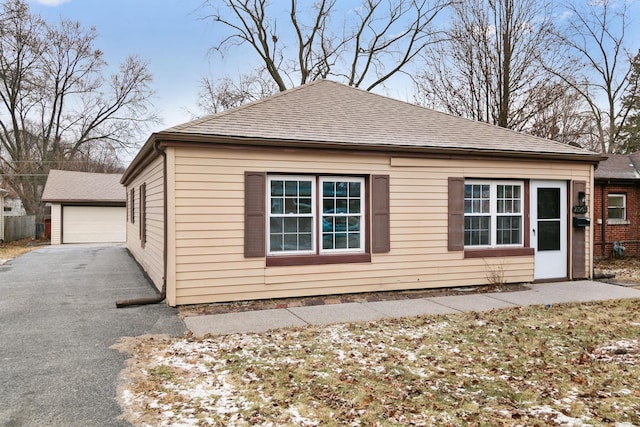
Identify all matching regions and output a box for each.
[184,280,640,337]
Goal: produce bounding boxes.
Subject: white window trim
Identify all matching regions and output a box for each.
[464,180,524,248]
[267,175,316,256]
[266,175,366,256]
[319,176,366,255]
[607,193,627,223]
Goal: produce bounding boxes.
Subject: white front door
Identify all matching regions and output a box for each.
[531,181,567,280]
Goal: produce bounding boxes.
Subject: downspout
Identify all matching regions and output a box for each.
[116,140,168,307]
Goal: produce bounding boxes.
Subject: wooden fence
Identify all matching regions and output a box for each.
[3,215,35,242]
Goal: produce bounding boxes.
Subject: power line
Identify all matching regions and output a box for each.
[0,174,50,177]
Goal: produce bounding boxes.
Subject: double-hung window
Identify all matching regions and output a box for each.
[267,175,365,255]
[321,178,364,252]
[464,180,523,248]
[608,194,626,222]
[268,176,315,254]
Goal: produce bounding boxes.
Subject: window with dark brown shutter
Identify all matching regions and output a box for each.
[448,177,465,251]
[371,175,390,253]
[451,177,534,258]
[244,172,266,258]
[244,172,389,265]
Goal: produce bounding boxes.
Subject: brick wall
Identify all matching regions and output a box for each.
[594,181,640,257]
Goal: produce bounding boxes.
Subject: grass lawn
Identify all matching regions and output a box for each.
[0,238,39,261]
[115,299,640,426]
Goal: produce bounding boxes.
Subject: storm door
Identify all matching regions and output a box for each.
[530,181,567,280]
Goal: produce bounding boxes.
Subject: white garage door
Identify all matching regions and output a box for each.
[62,206,126,243]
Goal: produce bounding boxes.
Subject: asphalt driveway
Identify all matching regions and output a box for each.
[0,244,186,427]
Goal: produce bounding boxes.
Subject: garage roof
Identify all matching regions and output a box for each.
[42,170,125,204]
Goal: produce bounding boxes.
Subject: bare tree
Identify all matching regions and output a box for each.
[199,0,451,102]
[551,0,638,153]
[415,0,562,131]
[620,50,640,153]
[527,83,596,149]
[197,69,277,114]
[49,139,126,174]
[0,0,157,220]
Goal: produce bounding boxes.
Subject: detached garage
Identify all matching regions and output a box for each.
[42,170,126,244]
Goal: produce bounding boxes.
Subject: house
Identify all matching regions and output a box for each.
[42,170,126,244]
[1,190,27,217]
[121,79,603,306]
[594,153,640,257]
[1,185,35,242]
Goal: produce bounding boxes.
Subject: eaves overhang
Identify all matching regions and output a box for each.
[121,131,605,186]
[594,177,640,185]
[42,199,125,205]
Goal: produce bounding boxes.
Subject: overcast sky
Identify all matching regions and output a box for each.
[27,0,640,141]
[29,0,214,134]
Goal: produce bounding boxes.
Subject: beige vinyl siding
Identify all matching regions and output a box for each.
[50,203,62,245]
[126,156,164,292]
[170,147,593,305]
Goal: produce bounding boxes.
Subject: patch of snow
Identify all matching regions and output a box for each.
[120,389,134,405]
[287,406,319,426]
[312,371,330,378]
[529,406,593,426]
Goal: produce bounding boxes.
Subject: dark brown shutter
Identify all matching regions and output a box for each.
[371,175,390,253]
[572,180,587,279]
[140,183,146,247]
[130,188,135,223]
[448,177,465,251]
[245,172,266,258]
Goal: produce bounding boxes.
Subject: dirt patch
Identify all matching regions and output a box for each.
[594,257,640,286]
[178,258,640,317]
[178,282,530,318]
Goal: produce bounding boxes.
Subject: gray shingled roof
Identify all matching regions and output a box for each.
[164,79,598,158]
[42,170,125,203]
[595,153,640,180]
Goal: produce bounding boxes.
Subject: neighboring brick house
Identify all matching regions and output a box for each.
[594,153,640,257]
